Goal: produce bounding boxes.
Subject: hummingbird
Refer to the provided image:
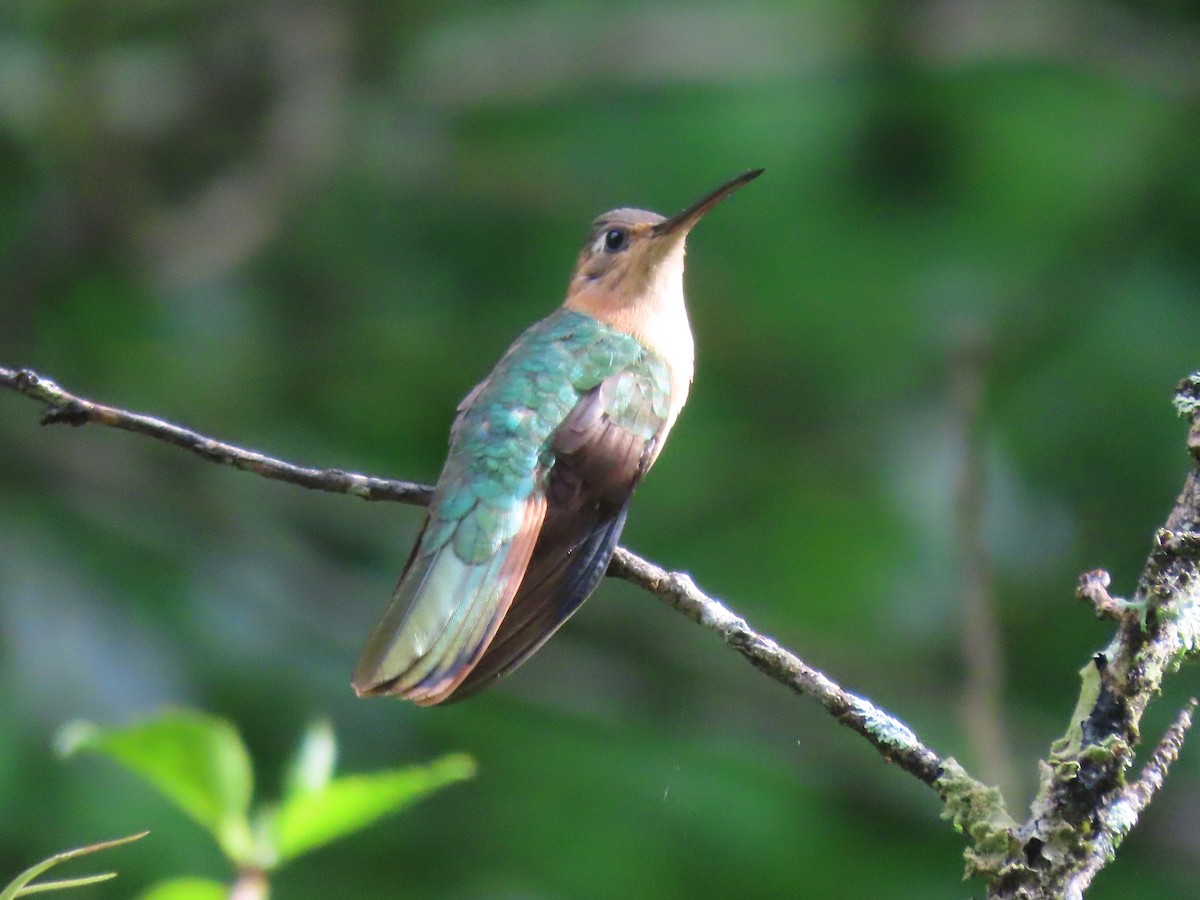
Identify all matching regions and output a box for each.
[352,169,763,705]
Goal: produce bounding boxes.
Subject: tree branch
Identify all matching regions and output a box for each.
[1061,698,1197,900]
[984,374,1200,898]
[0,367,431,504]
[607,550,943,784]
[0,365,947,787]
[949,332,1015,797]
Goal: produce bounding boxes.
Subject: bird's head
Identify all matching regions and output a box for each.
[565,169,763,314]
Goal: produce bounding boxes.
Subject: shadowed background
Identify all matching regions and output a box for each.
[3,1,1200,896]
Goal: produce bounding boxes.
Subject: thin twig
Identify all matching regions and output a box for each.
[607,550,944,785]
[1061,699,1197,900]
[949,335,1014,798]
[0,367,431,504]
[1,364,948,787]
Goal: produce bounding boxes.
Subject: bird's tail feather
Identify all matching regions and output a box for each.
[351,494,546,703]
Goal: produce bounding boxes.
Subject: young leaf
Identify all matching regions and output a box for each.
[282,719,336,798]
[134,877,228,900]
[57,711,255,865]
[0,832,147,900]
[268,753,475,863]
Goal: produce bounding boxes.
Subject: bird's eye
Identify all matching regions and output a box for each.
[603,228,628,252]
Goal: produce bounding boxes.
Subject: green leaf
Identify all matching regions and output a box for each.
[1,832,147,900]
[268,753,475,863]
[133,878,228,900]
[57,711,255,865]
[282,719,336,798]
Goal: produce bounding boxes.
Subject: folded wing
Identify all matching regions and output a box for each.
[450,372,663,700]
[352,314,671,705]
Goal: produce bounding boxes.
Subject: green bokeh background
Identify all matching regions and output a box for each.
[3,1,1200,896]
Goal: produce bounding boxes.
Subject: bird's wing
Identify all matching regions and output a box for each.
[352,310,670,705]
[448,365,668,701]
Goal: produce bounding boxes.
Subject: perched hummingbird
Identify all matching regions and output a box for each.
[353,169,763,705]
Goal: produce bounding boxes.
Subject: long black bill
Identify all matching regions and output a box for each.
[651,168,764,238]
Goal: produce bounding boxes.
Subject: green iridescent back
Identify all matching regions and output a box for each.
[421,309,671,565]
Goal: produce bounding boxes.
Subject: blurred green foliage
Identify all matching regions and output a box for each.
[2,1,1200,897]
[55,710,474,896]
